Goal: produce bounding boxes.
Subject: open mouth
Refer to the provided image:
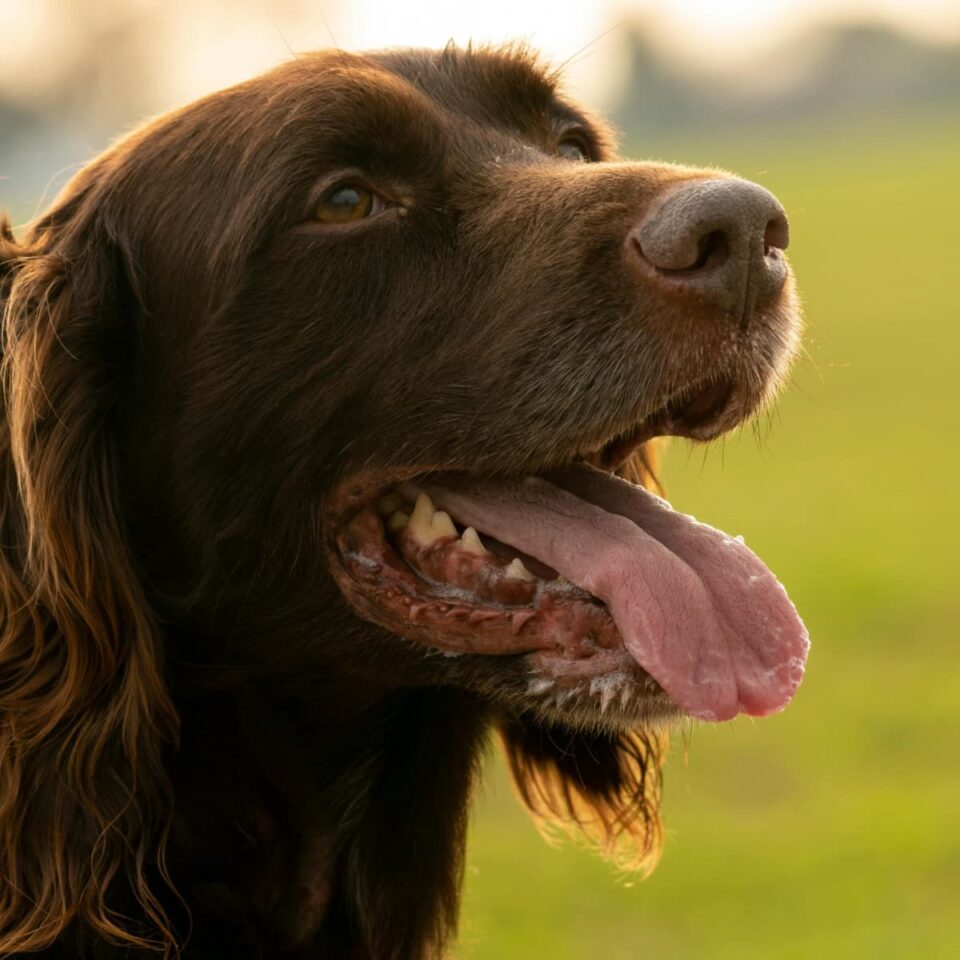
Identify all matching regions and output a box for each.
[328,381,808,723]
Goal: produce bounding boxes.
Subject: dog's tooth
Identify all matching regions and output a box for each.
[460,526,488,555]
[505,558,535,581]
[408,495,457,545]
[377,492,405,516]
[431,510,457,540]
[410,492,434,521]
[407,493,437,543]
[386,510,409,532]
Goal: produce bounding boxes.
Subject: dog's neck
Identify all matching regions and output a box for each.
[168,669,491,957]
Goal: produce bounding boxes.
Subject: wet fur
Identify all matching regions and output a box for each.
[0,46,795,959]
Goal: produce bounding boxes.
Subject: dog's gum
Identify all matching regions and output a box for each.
[398,525,538,606]
[336,500,624,660]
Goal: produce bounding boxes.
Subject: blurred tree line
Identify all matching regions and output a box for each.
[2,10,959,222]
[610,20,960,139]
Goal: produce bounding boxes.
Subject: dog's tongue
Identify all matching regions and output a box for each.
[419,463,808,721]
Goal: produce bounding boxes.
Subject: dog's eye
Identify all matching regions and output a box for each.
[558,138,590,163]
[315,185,379,224]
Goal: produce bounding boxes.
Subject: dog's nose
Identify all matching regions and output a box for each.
[629,179,790,317]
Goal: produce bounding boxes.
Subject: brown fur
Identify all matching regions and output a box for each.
[0,45,797,959]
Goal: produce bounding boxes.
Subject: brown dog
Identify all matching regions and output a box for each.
[0,45,807,959]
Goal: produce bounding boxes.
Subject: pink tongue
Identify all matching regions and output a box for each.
[418,464,808,721]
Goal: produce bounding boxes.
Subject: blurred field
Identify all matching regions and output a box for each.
[459,117,960,959]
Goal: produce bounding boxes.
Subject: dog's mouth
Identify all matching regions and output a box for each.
[328,379,808,723]
[577,376,736,472]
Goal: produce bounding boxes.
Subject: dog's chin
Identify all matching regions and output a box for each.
[520,649,683,732]
[324,352,809,729]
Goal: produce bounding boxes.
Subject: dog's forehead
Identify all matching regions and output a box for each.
[290,46,585,141]
[370,46,560,118]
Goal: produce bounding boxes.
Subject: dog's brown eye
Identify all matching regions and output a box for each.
[558,138,589,163]
[315,185,376,223]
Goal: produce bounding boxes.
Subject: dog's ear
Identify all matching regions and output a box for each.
[499,715,663,872]
[0,196,179,953]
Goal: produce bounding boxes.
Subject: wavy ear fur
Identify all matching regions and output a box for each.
[0,199,179,953]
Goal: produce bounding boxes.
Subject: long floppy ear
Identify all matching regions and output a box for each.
[500,440,665,874]
[0,203,179,953]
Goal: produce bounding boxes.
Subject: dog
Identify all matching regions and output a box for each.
[0,44,808,959]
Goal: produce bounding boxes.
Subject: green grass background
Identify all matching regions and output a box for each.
[458,117,960,959]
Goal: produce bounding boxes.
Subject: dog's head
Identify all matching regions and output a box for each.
[0,45,807,953]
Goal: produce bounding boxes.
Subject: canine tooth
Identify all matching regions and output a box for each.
[505,558,535,581]
[409,492,435,528]
[408,493,441,545]
[527,678,556,696]
[460,526,488,555]
[408,494,458,544]
[386,510,409,532]
[432,510,457,540]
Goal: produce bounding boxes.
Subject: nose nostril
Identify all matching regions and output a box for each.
[631,179,790,316]
[763,213,790,255]
[693,230,729,271]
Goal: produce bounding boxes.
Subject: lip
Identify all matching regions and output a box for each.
[323,470,678,736]
[325,372,739,525]
[320,367,755,724]
[578,376,737,472]
[322,393,728,673]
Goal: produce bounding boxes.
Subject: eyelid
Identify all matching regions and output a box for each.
[556,126,595,160]
[303,170,405,218]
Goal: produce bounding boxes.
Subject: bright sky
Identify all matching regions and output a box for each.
[331,0,960,104]
[1,0,959,109]
[335,0,960,64]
